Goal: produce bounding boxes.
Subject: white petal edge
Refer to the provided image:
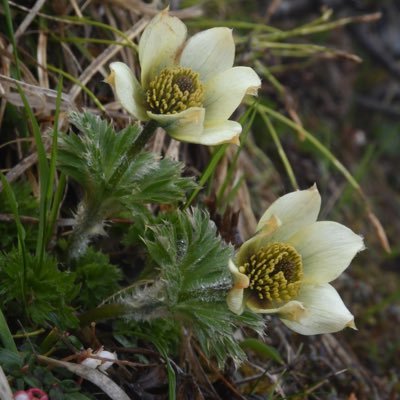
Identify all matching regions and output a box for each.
[247,299,305,317]
[203,67,261,122]
[147,107,205,143]
[180,27,235,81]
[81,357,101,369]
[139,10,187,88]
[281,283,356,335]
[229,259,249,289]
[108,62,148,121]
[200,120,242,145]
[227,288,245,315]
[97,350,118,372]
[288,221,365,284]
[257,185,321,240]
[227,261,248,315]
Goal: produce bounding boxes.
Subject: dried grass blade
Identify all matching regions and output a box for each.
[37,356,131,400]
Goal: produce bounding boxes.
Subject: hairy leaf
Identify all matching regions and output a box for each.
[72,247,122,308]
[58,112,196,212]
[0,249,78,328]
[118,209,264,365]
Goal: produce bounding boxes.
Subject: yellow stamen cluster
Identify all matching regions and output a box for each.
[146,67,204,114]
[239,243,303,304]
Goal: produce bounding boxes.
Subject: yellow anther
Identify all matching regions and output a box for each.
[239,243,303,305]
[146,67,204,114]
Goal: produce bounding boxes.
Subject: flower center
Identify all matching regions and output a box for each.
[239,243,303,304]
[146,67,204,114]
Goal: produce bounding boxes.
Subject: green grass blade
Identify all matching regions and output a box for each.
[240,338,283,364]
[45,77,64,245]
[0,173,27,310]
[47,65,105,112]
[17,85,49,267]
[0,307,18,353]
[0,175,26,246]
[259,110,299,190]
[252,102,361,191]
[188,19,282,33]
[7,3,138,51]
[154,341,176,400]
[224,175,245,206]
[2,0,21,80]
[216,105,257,207]
[47,77,63,203]
[184,144,228,208]
[186,104,259,209]
[53,34,136,49]
[131,332,176,399]
[263,12,380,42]
[46,173,66,245]
[63,15,138,51]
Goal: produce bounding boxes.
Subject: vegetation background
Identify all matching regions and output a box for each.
[0,0,399,399]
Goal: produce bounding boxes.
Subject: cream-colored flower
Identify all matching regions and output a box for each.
[227,185,365,335]
[106,9,261,145]
[81,347,118,372]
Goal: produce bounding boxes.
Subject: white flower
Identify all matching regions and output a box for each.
[107,9,261,145]
[227,185,365,335]
[81,347,118,372]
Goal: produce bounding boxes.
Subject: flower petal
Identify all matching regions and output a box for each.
[227,260,248,315]
[108,62,148,120]
[180,27,235,81]
[288,221,365,284]
[247,299,305,317]
[203,67,261,122]
[257,185,321,240]
[281,284,356,335]
[139,10,187,88]
[227,288,246,315]
[147,107,205,143]
[200,120,242,145]
[97,350,118,372]
[229,259,249,289]
[236,215,281,267]
[81,357,101,369]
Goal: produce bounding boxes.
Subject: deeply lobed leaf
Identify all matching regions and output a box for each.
[118,208,264,365]
[58,112,196,214]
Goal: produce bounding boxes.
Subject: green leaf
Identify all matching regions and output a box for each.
[58,112,195,258]
[0,175,27,250]
[0,349,22,371]
[58,112,196,213]
[185,144,227,208]
[0,249,78,328]
[0,174,28,310]
[0,311,18,354]
[73,247,122,308]
[240,338,284,364]
[45,77,64,245]
[118,208,264,366]
[16,85,50,267]
[0,180,38,252]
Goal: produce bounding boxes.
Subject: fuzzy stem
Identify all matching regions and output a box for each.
[79,303,132,326]
[68,199,103,259]
[68,120,159,259]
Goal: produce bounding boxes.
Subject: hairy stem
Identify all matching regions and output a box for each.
[68,199,104,259]
[79,303,132,326]
[68,120,159,259]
